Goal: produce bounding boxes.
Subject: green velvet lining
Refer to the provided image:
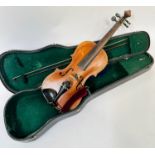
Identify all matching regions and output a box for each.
[87,53,153,93]
[0,31,150,92]
[5,89,59,138]
[1,47,73,92]
[4,52,153,139]
[120,53,152,74]
[86,62,128,93]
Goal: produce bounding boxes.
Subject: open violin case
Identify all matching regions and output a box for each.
[0,31,154,141]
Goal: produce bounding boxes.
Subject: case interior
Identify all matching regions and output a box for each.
[0,31,150,92]
[1,31,153,140]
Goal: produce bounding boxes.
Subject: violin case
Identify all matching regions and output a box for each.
[0,31,154,141]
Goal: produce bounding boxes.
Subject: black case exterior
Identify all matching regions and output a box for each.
[0,31,154,141]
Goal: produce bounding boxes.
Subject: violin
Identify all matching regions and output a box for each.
[41,10,131,112]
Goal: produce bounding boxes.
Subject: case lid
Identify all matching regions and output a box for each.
[0,31,150,93]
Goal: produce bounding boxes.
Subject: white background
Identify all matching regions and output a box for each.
[0,6,155,148]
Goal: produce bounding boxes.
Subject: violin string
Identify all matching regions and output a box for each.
[12,38,128,81]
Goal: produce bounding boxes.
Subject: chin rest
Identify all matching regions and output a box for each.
[42,86,88,113]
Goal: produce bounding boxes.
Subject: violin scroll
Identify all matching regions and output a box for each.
[124,10,131,18]
[112,10,131,28]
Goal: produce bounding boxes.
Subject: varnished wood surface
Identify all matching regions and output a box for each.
[41,41,108,111]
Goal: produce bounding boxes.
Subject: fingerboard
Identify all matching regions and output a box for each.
[78,17,126,70]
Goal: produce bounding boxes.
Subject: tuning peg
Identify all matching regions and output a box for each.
[115,13,121,18]
[125,19,131,25]
[111,16,117,22]
[124,18,131,25]
[123,22,129,28]
[115,13,130,28]
[116,13,131,25]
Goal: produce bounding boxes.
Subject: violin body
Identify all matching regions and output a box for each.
[42,41,108,112]
[42,10,131,112]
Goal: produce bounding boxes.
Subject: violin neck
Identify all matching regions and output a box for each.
[78,17,125,70]
[97,17,125,51]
